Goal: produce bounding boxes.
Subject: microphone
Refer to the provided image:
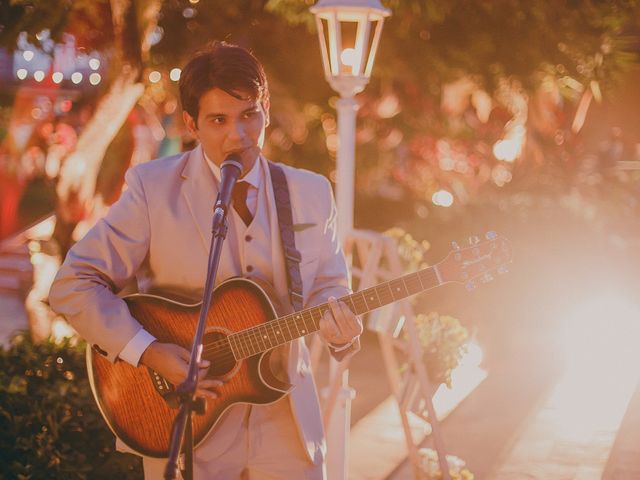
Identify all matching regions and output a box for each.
[214,155,243,215]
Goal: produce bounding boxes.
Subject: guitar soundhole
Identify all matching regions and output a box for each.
[203,331,237,378]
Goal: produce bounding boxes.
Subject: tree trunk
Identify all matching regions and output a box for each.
[29,0,160,341]
[52,0,161,255]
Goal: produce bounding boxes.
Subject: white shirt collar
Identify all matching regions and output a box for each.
[203,150,261,189]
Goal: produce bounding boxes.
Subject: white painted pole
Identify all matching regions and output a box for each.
[325,94,359,480]
[335,95,358,242]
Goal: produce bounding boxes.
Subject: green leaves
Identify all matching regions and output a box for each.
[0,333,142,479]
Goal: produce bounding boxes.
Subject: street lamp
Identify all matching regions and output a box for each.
[311,2,390,480]
[311,0,390,238]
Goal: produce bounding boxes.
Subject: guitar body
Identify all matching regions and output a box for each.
[87,277,292,458]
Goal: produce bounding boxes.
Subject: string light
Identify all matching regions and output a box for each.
[89,58,100,70]
[33,70,45,82]
[71,72,83,84]
[89,73,101,85]
[432,190,454,207]
[16,69,28,80]
[52,72,63,83]
[23,50,34,61]
[149,71,161,83]
[169,68,181,81]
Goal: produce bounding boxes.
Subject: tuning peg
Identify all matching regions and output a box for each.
[481,272,494,283]
[451,241,461,250]
[497,265,509,275]
[465,281,476,291]
[468,235,480,245]
[485,231,497,240]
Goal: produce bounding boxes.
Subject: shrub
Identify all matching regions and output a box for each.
[0,333,142,479]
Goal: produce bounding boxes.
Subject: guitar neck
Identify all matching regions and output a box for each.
[226,264,443,360]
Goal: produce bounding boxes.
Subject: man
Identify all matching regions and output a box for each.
[49,42,362,479]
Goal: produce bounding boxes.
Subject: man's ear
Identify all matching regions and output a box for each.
[183,111,198,136]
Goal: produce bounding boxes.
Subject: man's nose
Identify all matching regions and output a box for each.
[228,120,246,142]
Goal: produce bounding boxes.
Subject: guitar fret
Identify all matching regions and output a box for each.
[230,334,242,359]
[297,312,309,335]
[308,309,319,330]
[288,315,298,340]
[267,323,277,347]
[404,273,422,294]
[378,282,394,305]
[351,293,368,315]
[418,268,436,289]
[360,291,371,311]
[250,327,262,355]
[256,325,267,350]
[265,324,274,348]
[281,316,293,342]
[307,310,318,331]
[362,288,381,310]
[389,278,407,300]
[236,332,249,358]
[345,297,357,316]
[270,321,283,346]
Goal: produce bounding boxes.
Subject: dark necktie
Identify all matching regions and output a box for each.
[232,181,253,226]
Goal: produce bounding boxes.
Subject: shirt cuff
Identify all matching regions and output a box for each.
[119,329,157,367]
[328,336,358,353]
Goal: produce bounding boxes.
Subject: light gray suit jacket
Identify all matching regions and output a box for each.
[48,146,355,463]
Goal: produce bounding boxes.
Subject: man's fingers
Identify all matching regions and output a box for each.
[327,296,347,336]
[176,347,191,362]
[196,379,224,399]
[199,379,224,389]
[319,304,340,340]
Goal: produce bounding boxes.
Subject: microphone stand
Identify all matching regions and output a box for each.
[164,159,241,480]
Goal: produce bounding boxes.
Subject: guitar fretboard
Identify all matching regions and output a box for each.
[220,265,442,360]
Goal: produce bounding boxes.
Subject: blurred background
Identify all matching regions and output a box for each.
[1,1,640,479]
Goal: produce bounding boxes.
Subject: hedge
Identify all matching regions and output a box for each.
[0,333,142,479]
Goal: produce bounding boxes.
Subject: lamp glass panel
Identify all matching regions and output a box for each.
[338,20,360,75]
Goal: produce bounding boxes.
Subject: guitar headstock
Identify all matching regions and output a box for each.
[437,231,512,289]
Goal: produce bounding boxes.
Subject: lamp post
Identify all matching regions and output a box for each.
[311,2,390,479]
[311,0,390,240]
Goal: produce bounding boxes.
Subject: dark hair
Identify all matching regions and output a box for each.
[179,41,269,123]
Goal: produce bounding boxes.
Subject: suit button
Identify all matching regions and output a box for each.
[245,235,252,242]
[246,265,254,273]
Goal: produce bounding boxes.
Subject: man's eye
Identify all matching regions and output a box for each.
[212,117,225,124]
[244,110,258,118]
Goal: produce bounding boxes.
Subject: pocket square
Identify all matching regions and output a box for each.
[293,223,317,232]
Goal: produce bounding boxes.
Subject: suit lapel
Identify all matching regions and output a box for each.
[180,145,218,253]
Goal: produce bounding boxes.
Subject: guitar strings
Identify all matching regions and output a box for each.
[200,312,323,359]
[192,271,434,360]
[198,283,409,359]
[199,279,406,355]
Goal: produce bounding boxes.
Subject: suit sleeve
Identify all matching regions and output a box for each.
[304,176,360,360]
[48,167,151,363]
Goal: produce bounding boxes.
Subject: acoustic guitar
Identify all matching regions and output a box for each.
[87,232,512,457]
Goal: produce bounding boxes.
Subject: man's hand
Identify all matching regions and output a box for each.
[140,342,222,399]
[318,296,363,350]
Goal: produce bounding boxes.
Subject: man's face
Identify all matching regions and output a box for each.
[183,88,269,175]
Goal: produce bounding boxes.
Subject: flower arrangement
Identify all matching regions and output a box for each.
[418,448,474,480]
[412,312,469,388]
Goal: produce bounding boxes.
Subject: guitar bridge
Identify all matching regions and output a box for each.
[147,368,178,408]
